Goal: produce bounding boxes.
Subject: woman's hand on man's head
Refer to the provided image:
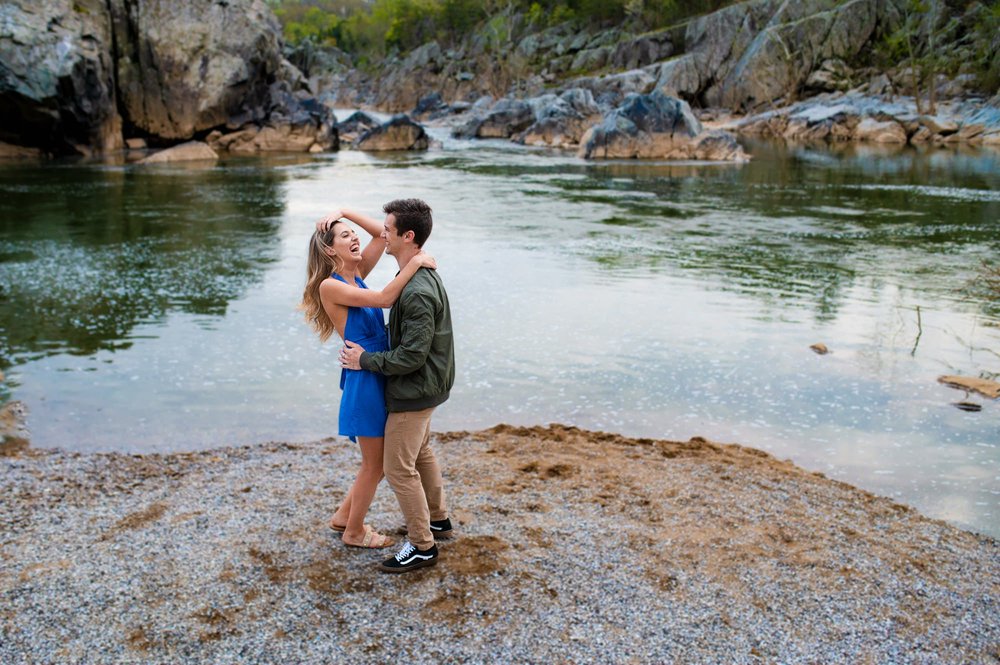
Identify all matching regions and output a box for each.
[316,210,345,233]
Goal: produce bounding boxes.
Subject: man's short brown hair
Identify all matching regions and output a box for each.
[383,198,433,247]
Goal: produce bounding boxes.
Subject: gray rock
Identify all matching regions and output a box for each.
[335,111,380,145]
[570,47,612,74]
[580,91,748,161]
[463,98,535,139]
[919,115,959,135]
[710,0,880,110]
[519,89,602,148]
[357,115,429,151]
[108,0,286,140]
[0,0,122,155]
[0,0,330,155]
[805,59,854,93]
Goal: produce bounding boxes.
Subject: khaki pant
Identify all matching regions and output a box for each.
[383,407,447,550]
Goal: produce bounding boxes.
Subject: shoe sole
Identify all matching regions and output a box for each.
[379,558,438,574]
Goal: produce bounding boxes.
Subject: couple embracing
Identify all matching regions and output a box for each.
[301,199,455,574]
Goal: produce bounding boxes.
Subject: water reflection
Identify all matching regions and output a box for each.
[0,161,288,367]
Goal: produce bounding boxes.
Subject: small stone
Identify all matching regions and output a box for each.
[810,343,829,355]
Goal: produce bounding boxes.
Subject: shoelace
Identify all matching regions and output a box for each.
[395,542,416,561]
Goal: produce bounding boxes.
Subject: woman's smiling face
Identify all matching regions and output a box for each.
[327,221,361,264]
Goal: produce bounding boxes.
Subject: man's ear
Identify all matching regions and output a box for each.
[404,230,416,242]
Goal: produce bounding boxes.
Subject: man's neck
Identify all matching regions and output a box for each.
[394,246,420,270]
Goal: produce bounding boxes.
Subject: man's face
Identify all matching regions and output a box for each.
[382,213,403,256]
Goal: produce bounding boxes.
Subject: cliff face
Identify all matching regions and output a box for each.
[0,0,325,156]
[0,0,122,155]
[323,0,994,115]
[654,0,892,110]
[107,0,286,140]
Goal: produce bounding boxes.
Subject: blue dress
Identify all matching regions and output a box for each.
[332,273,390,441]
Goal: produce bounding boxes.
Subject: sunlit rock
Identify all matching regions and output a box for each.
[854,118,907,143]
[139,141,218,164]
[938,375,1000,400]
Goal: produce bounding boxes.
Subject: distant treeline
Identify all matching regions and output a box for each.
[266,0,732,54]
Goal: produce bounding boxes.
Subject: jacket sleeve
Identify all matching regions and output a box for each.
[359,289,436,376]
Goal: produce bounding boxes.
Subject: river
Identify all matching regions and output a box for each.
[1,127,998,537]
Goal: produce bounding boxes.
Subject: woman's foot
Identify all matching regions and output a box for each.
[343,525,394,549]
[329,517,348,533]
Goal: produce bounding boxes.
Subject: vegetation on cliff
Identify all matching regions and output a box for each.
[267,0,733,56]
[268,0,1000,101]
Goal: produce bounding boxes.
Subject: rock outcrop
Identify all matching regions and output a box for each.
[0,0,123,155]
[453,98,535,139]
[579,91,749,161]
[0,0,333,156]
[335,111,381,145]
[518,88,604,148]
[650,0,893,111]
[357,115,429,151]
[732,93,1000,145]
[139,141,218,164]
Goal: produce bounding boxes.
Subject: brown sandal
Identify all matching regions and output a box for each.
[344,525,394,549]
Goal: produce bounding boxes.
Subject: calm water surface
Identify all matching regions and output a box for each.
[1,130,998,536]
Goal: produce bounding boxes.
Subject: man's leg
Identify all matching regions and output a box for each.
[383,407,435,551]
[413,415,448,522]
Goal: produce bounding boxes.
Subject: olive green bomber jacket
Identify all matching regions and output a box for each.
[358,267,455,412]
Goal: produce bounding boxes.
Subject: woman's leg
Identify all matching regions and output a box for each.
[341,436,386,545]
[330,486,353,530]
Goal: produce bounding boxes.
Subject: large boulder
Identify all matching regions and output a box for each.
[519,88,603,148]
[108,0,287,140]
[0,0,330,155]
[453,98,535,139]
[357,115,429,151]
[652,0,887,111]
[854,117,907,143]
[335,111,380,145]
[579,91,748,161]
[0,0,123,155]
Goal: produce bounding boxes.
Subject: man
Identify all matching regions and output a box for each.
[340,198,455,573]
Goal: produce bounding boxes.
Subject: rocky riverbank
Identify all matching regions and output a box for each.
[5,0,998,160]
[1,425,997,663]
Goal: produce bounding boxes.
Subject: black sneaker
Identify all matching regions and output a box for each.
[380,541,438,574]
[396,518,455,540]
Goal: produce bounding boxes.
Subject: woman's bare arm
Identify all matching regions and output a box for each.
[319,252,437,311]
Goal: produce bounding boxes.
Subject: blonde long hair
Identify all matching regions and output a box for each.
[300,224,346,342]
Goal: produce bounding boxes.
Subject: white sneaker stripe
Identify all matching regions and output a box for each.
[398,553,434,565]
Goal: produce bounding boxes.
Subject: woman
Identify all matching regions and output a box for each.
[301,208,436,549]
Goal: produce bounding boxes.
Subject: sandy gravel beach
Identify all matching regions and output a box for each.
[1,424,997,664]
